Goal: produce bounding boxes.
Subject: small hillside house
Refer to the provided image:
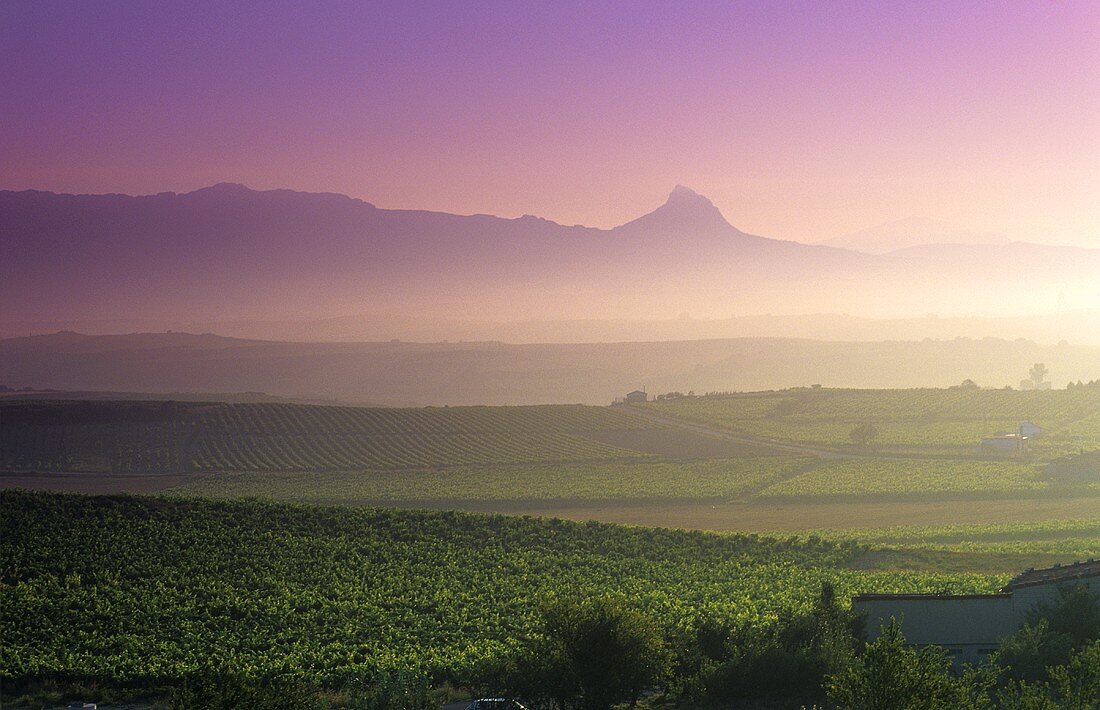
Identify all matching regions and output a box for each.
[624,390,648,404]
[853,560,1099,670]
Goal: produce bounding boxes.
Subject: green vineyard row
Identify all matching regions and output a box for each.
[0,491,1002,686]
[1,401,652,473]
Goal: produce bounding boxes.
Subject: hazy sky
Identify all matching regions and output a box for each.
[2,1,1097,246]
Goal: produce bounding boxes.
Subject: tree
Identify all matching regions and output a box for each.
[999,640,1100,709]
[684,583,864,705]
[998,584,1100,683]
[539,596,671,710]
[849,423,879,449]
[1029,363,1049,387]
[826,621,994,710]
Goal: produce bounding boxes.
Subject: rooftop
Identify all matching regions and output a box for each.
[854,559,1099,602]
[854,592,1011,602]
[1002,559,1100,591]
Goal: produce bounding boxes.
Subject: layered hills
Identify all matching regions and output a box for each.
[3,184,1097,337]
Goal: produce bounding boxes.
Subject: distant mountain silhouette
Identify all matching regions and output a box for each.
[821,217,1011,254]
[2,184,1097,333]
[616,185,743,239]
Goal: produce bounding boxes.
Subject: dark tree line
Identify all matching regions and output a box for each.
[471,584,1099,710]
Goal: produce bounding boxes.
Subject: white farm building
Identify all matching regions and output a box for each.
[853,560,1099,669]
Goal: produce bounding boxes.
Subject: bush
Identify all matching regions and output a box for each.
[536,596,671,710]
[998,584,1100,683]
[826,621,994,710]
[687,583,864,704]
[168,672,327,710]
[999,640,1100,709]
[849,423,880,449]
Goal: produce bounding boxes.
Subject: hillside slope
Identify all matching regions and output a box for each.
[3,331,1099,405]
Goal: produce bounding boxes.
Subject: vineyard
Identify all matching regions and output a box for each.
[1,401,656,473]
[4,394,1098,519]
[0,401,195,473]
[0,490,1003,689]
[173,457,814,503]
[828,519,1100,558]
[753,458,1052,502]
[643,388,1100,457]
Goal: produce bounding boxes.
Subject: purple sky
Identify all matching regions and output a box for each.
[2,1,1097,245]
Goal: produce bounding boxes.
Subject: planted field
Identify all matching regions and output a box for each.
[0,401,195,473]
[0,491,1001,688]
[198,402,657,436]
[825,519,1100,574]
[1,401,656,473]
[191,402,653,470]
[644,388,1100,457]
[0,420,192,473]
[829,519,1100,558]
[582,427,778,459]
[754,459,1053,502]
[171,457,813,503]
[190,431,637,471]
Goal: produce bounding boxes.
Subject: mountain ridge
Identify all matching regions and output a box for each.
[2,183,1097,329]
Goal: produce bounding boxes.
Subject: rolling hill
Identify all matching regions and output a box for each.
[3,331,1099,405]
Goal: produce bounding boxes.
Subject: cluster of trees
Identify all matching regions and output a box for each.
[471,584,1099,710]
[653,391,695,401]
[951,363,1100,390]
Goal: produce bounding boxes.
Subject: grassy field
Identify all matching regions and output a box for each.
[830,519,1100,556]
[5,391,1098,543]
[753,458,1053,501]
[3,390,1098,703]
[171,457,813,503]
[642,388,1100,457]
[170,456,1100,507]
[1,490,1005,690]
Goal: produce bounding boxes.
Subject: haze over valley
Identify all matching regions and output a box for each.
[3,183,1098,346]
[4,330,1100,406]
[3,2,1099,707]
